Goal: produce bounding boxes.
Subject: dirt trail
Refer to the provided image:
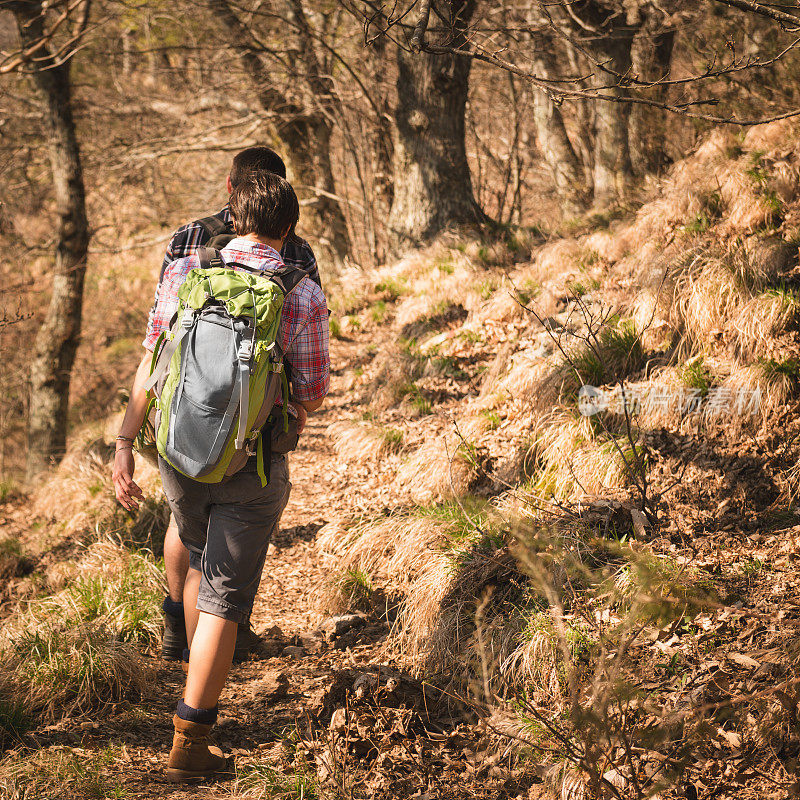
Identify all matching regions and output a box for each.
[249,335,366,635]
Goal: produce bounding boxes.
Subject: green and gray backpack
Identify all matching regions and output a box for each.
[142,247,306,486]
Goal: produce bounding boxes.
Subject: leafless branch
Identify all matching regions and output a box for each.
[410,0,432,51]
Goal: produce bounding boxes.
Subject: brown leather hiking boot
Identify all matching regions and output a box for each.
[166,715,229,782]
[233,621,262,662]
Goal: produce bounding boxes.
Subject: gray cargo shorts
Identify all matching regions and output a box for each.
[158,455,291,624]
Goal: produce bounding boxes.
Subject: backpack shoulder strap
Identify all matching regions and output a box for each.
[195,215,232,239]
[197,246,225,271]
[268,264,308,296]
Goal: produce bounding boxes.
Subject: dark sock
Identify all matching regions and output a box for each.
[182,648,190,663]
[176,699,218,725]
[163,596,184,618]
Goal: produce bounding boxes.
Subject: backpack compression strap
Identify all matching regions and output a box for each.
[142,308,195,393]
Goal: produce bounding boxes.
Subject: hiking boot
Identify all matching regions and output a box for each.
[162,608,188,661]
[233,622,261,663]
[166,715,229,782]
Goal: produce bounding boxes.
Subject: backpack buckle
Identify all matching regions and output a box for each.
[237,338,253,361]
[244,433,259,456]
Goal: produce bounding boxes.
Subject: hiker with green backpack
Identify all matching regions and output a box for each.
[153,146,321,666]
[112,172,329,781]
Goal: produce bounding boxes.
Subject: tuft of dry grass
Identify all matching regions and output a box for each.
[730,287,800,358]
[362,343,423,412]
[232,755,319,800]
[59,539,165,645]
[0,540,161,724]
[328,420,404,465]
[0,537,28,580]
[668,250,743,355]
[32,425,169,551]
[714,359,799,422]
[396,434,479,505]
[319,502,522,680]
[521,414,629,503]
[0,622,151,723]
[389,542,521,678]
[0,744,131,799]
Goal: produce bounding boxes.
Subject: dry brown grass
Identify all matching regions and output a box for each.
[317,513,449,599]
[396,433,478,505]
[714,361,797,423]
[362,344,421,412]
[0,621,150,723]
[317,502,521,681]
[500,622,562,701]
[730,289,800,358]
[524,414,629,502]
[328,420,405,465]
[0,539,161,724]
[0,537,28,580]
[668,249,743,355]
[496,350,564,408]
[32,419,166,546]
[389,545,522,678]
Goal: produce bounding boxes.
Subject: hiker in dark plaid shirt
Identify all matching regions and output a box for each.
[148,147,321,338]
[146,147,325,665]
[159,207,320,286]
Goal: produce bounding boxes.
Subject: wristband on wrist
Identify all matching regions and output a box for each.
[116,444,133,452]
[116,435,134,442]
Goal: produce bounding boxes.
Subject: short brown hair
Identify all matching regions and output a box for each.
[229,172,299,240]
[230,146,287,187]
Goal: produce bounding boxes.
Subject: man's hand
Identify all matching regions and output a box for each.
[289,401,308,435]
[113,448,144,512]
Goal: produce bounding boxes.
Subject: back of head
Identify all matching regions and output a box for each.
[230,147,287,187]
[229,172,299,240]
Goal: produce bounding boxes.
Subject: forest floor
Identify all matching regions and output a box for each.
[5,311,800,800]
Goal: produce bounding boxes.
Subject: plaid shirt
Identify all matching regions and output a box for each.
[144,238,330,404]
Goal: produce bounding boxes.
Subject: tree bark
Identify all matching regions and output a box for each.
[530,36,589,216]
[536,1,639,208]
[9,1,91,478]
[629,21,675,175]
[207,0,351,267]
[387,0,483,250]
[591,31,637,207]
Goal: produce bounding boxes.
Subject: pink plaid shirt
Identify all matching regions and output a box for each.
[143,238,330,403]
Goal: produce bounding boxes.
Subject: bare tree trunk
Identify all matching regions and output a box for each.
[9,1,91,477]
[387,0,483,250]
[550,2,639,207]
[207,0,351,266]
[629,22,675,175]
[121,27,134,77]
[592,32,636,207]
[531,36,588,215]
[365,9,395,220]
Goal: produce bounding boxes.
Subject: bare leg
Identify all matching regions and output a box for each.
[183,568,202,646]
[184,612,237,709]
[164,514,190,603]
